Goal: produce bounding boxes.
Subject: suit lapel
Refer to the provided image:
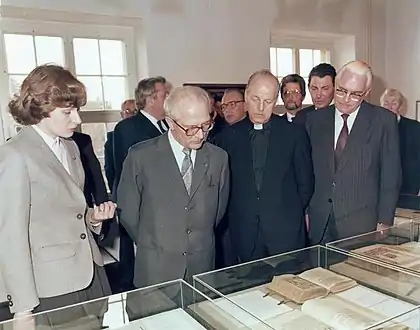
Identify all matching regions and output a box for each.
[62,139,84,190]
[189,145,210,199]
[337,102,372,171]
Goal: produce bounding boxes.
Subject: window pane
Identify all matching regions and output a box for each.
[35,36,65,67]
[4,34,36,74]
[313,50,322,66]
[276,48,294,77]
[103,77,127,110]
[299,49,314,77]
[269,47,277,75]
[277,77,284,105]
[303,77,312,104]
[78,76,104,110]
[9,75,27,96]
[73,38,100,75]
[99,40,125,75]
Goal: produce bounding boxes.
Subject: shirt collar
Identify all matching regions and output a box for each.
[335,105,360,119]
[32,125,60,148]
[141,110,159,127]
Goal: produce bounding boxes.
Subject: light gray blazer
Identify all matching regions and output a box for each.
[117,134,229,289]
[0,126,102,313]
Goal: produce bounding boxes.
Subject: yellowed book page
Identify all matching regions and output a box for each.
[299,267,357,293]
[301,296,408,330]
[267,274,328,304]
[353,244,419,266]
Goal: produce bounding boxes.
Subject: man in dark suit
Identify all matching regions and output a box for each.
[295,63,336,125]
[215,69,314,263]
[381,88,420,195]
[112,76,167,292]
[117,86,229,319]
[279,74,305,122]
[71,132,108,208]
[104,99,137,192]
[306,61,401,244]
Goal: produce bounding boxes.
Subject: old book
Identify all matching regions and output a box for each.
[267,274,329,304]
[299,267,357,293]
[301,296,409,330]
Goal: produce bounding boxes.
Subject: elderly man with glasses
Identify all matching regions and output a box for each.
[116,85,229,320]
[305,60,401,245]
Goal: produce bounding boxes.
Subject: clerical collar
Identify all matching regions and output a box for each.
[254,123,263,130]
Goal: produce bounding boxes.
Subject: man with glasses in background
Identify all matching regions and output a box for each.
[305,60,401,245]
[117,86,229,319]
[280,74,306,122]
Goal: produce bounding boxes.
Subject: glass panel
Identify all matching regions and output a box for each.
[73,38,101,75]
[269,47,277,75]
[34,36,65,66]
[4,34,36,74]
[103,76,127,110]
[8,75,27,96]
[303,77,311,104]
[277,77,284,105]
[78,76,104,110]
[299,48,314,77]
[193,245,420,329]
[313,49,322,66]
[99,39,126,75]
[276,48,294,77]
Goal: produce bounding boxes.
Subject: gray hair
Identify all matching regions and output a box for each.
[164,86,211,120]
[134,76,166,109]
[222,88,244,101]
[337,61,373,90]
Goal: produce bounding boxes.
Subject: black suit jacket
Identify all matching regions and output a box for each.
[215,116,314,261]
[113,112,162,195]
[399,116,420,195]
[71,132,108,207]
[104,131,114,192]
[294,105,316,125]
[305,102,401,244]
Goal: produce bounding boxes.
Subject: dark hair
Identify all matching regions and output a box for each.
[135,76,166,109]
[8,64,86,126]
[308,63,337,86]
[280,74,306,98]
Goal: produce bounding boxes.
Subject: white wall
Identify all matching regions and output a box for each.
[385,0,420,119]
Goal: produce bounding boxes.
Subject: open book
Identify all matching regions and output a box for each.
[267,268,357,304]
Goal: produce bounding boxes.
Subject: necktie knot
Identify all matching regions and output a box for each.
[341,114,349,122]
[182,148,191,157]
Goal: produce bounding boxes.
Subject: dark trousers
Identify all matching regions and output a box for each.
[315,212,338,245]
[118,223,136,292]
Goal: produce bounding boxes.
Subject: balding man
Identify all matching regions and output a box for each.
[220,89,246,125]
[306,61,401,244]
[215,70,314,263]
[117,86,229,298]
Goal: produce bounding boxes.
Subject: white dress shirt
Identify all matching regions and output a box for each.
[141,110,164,133]
[334,107,360,148]
[32,125,70,174]
[168,130,196,171]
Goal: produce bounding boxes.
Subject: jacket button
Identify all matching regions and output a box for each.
[187,229,192,234]
[182,252,187,256]
[8,301,13,307]
[328,198,332,203]
[77,214,83,220]
[6,295,11,301]
[80,233,86,240]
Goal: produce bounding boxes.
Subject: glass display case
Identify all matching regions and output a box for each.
[395,206,420,226]
[193,246,420,329]
[0,279,272,330]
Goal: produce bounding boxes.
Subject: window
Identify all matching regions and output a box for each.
[270,47,330,104]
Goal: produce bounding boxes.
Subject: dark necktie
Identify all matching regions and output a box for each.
[335,113,349,167]
[157,119,168,133]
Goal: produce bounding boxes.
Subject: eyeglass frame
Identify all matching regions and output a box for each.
[169,118,214,136]
[282,89,302,97]
[335,87,365,102]
[220,100,244,112]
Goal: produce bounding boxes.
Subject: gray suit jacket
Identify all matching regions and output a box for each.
[117,134,229,289]
[0,126,102,313]
[306,102,401,243]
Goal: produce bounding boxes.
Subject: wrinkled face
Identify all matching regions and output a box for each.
[221,91,246,125]
[245,77,278,124]
[334,71,369,114]
[168,100,212,150]
[38,107,82,138]
[381,95,401,115]
[309,76,334,109]
[282,82,303,111]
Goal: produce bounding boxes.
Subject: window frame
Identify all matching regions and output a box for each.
[0,17,138,139]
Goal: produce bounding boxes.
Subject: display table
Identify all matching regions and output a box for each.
[193,246,420,329]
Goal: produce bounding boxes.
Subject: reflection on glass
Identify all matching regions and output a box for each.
[99,40,126,76]
[78,76,104,110]
[103,77,127,110]
[73,38,101,75]
[269,47,277,74]
[299,49,314,77]
[4,34,36,74]
[276,48,294,78]
[35,36,65,67]
[9,75,27,96]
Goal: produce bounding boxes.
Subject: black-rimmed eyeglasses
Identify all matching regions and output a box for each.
[171,119,214,136]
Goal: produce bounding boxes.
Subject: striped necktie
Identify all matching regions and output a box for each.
[181,148,193,193]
